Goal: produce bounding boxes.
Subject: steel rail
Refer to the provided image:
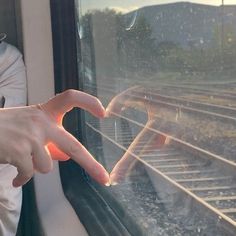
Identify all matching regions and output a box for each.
[85,83,236,122]
[132,89,236,117]
[108,111,236,173]
[86,122,236,234]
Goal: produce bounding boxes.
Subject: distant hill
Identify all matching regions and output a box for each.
[126,2,236,48]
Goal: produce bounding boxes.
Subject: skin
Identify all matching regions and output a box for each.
[0,89,110,187]
[106,86,167,185]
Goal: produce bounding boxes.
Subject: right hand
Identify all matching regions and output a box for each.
[0,89,110,187]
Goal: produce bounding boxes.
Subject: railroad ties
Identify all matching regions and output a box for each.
[85,82,236,234]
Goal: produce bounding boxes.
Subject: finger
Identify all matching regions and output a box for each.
[109,152,136,185]
[109,131,150,185]
[32,143,53,173]
[106,86,147,117]
[106,87,136,116]
[49,126,110,186]
[110,125,151,185]
[147,134,168,149]
[12,157,34,187]
[47,142,70,161]
[40,90,106,120]
[110,121,166,185]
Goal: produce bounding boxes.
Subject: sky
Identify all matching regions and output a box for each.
[81,0,236,13]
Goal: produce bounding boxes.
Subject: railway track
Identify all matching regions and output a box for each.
[86,83,236,162]
[94,79,236,104]
[87,114,236,234]
[83,83,236,234]
[152,84,236,105]
[133,89,236,117]
[85,83,236,121]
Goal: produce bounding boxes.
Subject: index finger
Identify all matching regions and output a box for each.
[41,90,106,120]
[49,126,110,186]
[110,120,167,185]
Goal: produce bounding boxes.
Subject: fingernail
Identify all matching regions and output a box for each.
[109,173,119,186]
[110,181,118,186]
[99,108,106,118]
[109,175,119,186]
[104,172,110,187]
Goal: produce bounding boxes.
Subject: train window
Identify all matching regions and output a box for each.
[75,0,236,235]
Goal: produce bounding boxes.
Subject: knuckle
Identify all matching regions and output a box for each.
[93,97,102,106]
[68,144,79,157]
[29,108,46,126]
[22,169,34,180]
[28,123,45,142]
[13,144,27,157]
[63,89,77,100]
[30,136,41,147]
[40,169,48,174]
[26,170,33,179]
[40,164,52,174]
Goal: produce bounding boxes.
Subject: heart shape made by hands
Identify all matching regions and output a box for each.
[105,86,169,185]
[41,87,168,186]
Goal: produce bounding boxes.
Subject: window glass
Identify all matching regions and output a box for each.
[77,1,236,235]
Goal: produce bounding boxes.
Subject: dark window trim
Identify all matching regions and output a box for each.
[49,0,144,235]
[16,180,45,236]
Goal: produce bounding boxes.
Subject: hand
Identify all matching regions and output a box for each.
[106,87,167,185]
[0,89,110,187]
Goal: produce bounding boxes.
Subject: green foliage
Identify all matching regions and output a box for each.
[118,15,157,74]
[80,9,236,80]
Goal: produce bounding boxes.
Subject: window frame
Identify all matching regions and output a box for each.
[50,0,143,235]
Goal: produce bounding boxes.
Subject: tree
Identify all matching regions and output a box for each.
[120,15,157,74]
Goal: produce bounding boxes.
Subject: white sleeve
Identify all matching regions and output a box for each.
[0,42,27,236]
[0,43,27,107]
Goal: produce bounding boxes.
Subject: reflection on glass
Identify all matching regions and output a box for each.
[78,1,236,235]
[106,87,168,185]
